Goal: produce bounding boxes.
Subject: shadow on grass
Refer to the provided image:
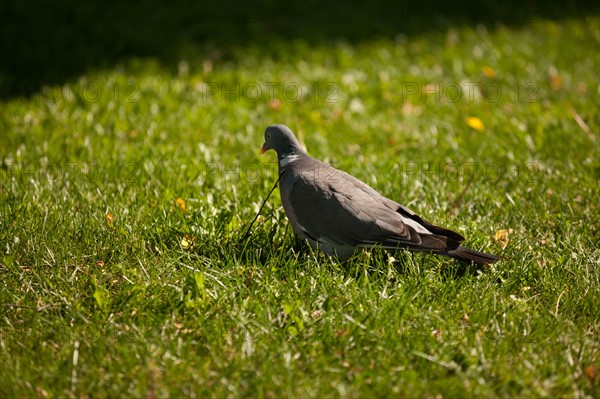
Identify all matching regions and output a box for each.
[1,0,598,100]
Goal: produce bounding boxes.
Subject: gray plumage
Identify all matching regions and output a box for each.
[261,124,499,265]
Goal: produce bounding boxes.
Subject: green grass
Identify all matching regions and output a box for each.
[1,12,599,398]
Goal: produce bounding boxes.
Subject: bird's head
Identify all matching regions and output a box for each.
[261,124,304,158]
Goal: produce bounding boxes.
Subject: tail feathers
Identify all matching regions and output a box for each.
[445,246,500,265]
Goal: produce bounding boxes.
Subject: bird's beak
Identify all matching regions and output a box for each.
[260,143,267,155]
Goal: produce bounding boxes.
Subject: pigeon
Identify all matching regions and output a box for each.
[260,124,500,265]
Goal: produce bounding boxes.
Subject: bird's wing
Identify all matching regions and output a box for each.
[288,164,451,250]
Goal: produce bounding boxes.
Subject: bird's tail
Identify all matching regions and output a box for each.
[445,246,500,265]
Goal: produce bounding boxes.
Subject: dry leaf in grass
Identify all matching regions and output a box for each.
[495,228,513,249]
[549,74,562,90]
[175,197,186,212]
[268,99,282,110]
[584,365,598,383]
[105,212,115,224]
[336,328,350,338]
[467,116,485,132]
[181,235,193,249]
[35,387,49,399]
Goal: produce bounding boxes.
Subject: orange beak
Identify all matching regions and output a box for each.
[260,143,267,155]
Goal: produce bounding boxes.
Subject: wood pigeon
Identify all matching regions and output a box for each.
[261,124,499,265]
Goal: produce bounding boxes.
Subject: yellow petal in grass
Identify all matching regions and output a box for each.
[175,197,186,212]
[483,66,495,78]
[467,117,485,132]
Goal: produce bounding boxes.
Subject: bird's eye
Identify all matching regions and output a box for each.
[267,134,271,139]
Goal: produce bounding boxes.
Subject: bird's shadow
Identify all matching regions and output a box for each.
[236,231,489,281]
[297,241,488,281]
[341,248,490,280]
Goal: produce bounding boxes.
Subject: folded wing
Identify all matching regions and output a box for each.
[289,163,464,253]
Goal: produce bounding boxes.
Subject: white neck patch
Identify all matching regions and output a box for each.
[279,153,300,167]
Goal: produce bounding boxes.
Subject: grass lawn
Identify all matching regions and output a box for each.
[1,3,599,398]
